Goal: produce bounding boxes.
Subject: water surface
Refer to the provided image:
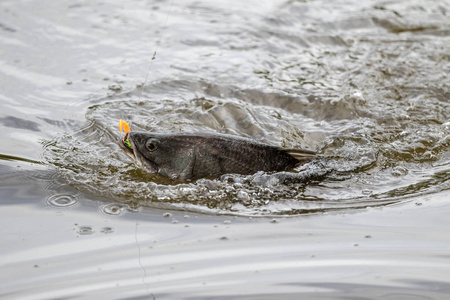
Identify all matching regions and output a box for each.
[1,0,449,298]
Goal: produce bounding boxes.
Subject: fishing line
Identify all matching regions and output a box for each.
[138,0,175,102]
[134,209,155,299]
[133,1,175,299]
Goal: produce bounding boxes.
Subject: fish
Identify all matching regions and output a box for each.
[119,128,316,181]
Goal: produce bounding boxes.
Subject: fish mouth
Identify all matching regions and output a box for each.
[119,132,134,157]
[119,132,159,174]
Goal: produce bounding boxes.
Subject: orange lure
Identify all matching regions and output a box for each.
[119,119,132,149]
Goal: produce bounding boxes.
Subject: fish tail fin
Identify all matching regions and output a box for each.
[281,148,317,162]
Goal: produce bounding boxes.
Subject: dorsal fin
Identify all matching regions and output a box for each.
[280,148,317,162]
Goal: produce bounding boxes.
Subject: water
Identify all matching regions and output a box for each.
[1,0,450,298]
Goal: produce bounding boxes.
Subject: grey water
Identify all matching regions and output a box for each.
[1,0,449,298]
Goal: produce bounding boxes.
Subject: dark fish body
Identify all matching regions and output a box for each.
[119,131,316,181]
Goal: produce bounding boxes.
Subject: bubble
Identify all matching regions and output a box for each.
[362,189,373,195]
[101,203,127,216]
[46,194,78,208]
[125,203,142,213]
[442,122,450,133]
[391,166,408,177]
[100,227,114,234]
[75,225,95,235]
[108,84,122,92]
[237,190,250,201]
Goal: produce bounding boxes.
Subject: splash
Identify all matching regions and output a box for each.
[42,81,449,216]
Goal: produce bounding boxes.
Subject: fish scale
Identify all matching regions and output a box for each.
[119,123,316,181]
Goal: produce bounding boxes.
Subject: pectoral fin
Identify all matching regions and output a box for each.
[282,148,316,162]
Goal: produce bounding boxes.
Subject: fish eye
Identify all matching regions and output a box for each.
[146,138,159,152]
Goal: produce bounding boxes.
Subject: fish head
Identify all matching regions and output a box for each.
[119,131,196,181]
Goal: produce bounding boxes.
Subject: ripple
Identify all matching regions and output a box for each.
[101,203,127,216]
[75,225,95,235]
[41,10,450,216]
[46,194,78,208]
